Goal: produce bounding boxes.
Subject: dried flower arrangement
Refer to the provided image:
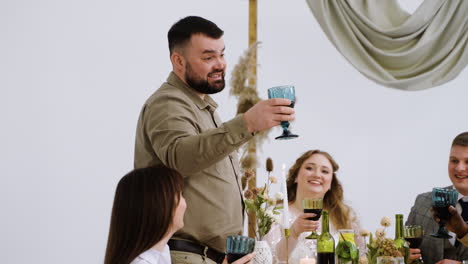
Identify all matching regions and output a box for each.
[243,158,283,240]
[229,42,271,188]
[360,217,405,264]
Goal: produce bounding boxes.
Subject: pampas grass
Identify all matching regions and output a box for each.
[241,152,257,170]
[230,42,259,98]
[230,42,271,182]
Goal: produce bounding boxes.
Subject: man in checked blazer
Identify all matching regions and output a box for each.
[407,132,468,264]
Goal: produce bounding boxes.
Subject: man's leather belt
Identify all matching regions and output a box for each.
[168,239,225,264]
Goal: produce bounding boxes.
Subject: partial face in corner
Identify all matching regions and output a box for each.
[449,145,468,195]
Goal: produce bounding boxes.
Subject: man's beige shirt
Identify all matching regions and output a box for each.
[134,72,253,252]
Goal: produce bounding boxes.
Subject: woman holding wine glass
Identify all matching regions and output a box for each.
[264,149,365,263]
[104,166,254,264]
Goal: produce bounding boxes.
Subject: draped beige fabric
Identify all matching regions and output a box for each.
[306,0,468,90]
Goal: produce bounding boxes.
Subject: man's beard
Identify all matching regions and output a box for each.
[185,63,225,94]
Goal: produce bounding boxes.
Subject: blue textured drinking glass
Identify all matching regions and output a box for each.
[267,85,299,140]
[431,188,458,238]
[226,235,255,263]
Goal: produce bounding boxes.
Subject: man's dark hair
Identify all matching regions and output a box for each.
[168,16,224,55]
[452,132,468,147]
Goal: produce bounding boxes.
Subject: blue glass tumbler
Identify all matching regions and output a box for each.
[267,85,299,140]
[226,235,255,263]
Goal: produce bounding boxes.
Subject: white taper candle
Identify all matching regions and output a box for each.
[282,163,290,229]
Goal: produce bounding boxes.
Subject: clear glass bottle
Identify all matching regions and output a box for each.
[336,229,359,264]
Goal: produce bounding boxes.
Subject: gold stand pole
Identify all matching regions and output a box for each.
[247,0,258,239]
[248,0,257,87]
[284,228,290,264]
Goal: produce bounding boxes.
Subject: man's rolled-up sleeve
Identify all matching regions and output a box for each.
[146,95,253,174]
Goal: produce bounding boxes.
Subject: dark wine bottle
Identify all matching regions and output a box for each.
[394,214,409,264]
[317,210,335,264]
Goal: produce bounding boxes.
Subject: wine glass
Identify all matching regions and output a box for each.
[404,225,424,263]
[302,198,323,239]
[267,85,299,140]
[226,235,255,263]
[430,188,458,239]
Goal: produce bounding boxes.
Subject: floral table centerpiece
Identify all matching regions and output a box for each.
[360,217,405,264]
[243,158,284,264]
[244,158,283,240]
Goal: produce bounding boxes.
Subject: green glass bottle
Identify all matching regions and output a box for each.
[317,210,335,264]
[394,214,409,264]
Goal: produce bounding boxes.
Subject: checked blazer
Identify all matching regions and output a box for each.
[406,186,468,263]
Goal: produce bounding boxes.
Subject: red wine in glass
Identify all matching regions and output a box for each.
[404,225,424,263]
[302,198,323,239]
[304,208,322,221]
[405,237,423,249]
[433,206,450,220]
[227,253,247,263]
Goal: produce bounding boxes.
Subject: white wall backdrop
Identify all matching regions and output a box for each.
[2,0,467,263]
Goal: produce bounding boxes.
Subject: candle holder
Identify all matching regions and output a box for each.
[284,228,290,264]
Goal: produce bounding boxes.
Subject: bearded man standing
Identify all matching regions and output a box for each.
[134,16,295,264]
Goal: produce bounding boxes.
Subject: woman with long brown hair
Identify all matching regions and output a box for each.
[104,166,255,264]
[104,166,186,264]
[265,150,364,263]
